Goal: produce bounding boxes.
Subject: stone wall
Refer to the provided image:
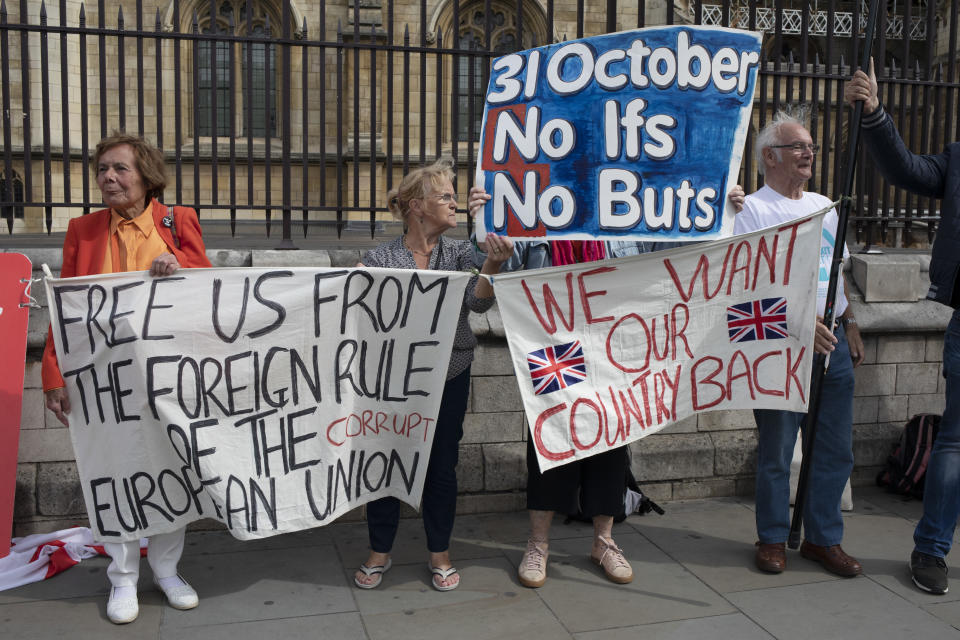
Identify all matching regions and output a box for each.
[9,247,950,536]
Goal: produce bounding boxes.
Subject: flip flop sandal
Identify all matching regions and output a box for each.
[428,564,460,592]
[354,557,392,589]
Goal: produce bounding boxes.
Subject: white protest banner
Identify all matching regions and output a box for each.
[475,25,762,242]
[493,209,827,471]
[44,266,469,542]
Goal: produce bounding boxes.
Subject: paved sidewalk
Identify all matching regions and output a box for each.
[2,485,959,639]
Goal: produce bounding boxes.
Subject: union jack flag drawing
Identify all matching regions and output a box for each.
[527,340,587,396]
[726,297,789,343]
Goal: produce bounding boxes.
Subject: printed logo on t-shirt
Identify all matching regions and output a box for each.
[817,226,837,307]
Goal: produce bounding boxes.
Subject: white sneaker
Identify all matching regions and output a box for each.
[154,575,199,610]
[106,587,139,624]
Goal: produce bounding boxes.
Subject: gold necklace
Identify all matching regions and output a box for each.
[404,235,434,258]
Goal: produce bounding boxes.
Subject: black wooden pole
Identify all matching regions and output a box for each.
[787,0,882,549]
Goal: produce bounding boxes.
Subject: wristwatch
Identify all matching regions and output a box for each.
[841,316,857,328]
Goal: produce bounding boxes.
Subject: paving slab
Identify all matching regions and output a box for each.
[0,555,111,604]
[573,612,774,640]
[641,496,752,515]
[331,514,506,570]
[841,487,960,603]
[159,543,355,629]
[632,498,837,593]
[839,507,950,594]
[529,531,735,633]
[159,612,367,640]
[0,594,164,638]
[358,557,571,640]
[350,556,539,614]
[5,489,960,638]
[728,577,960,640]
[923,600,960,630]
[854,487,925,523]
[856,486,960,546]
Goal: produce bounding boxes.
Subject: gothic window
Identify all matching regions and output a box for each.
[197,33,231,136]
[451,2,542,141]
[244,24,278,137]
[195,0,278,138]
[456,31,485,141]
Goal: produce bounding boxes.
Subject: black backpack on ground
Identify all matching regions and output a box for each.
[564,452,665,524]
[876,413,941,499]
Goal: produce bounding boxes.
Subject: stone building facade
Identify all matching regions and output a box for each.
[0,0,950,237]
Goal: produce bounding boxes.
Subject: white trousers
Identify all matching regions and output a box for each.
[104,528,186,588]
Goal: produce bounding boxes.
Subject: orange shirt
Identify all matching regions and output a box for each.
[101,205,171,273]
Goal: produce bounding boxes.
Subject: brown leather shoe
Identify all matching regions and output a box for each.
[755,542,786,573]
[800,541,862,577]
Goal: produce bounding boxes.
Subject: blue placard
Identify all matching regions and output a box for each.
[475,25,762,242]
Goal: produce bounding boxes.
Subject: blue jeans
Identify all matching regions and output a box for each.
[754,324,855,546]
[914,310,960,558]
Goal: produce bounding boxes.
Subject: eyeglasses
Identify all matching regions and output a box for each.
[426,192,458,204]
[771,142,820,154]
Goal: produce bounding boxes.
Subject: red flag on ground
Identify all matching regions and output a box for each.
[0,527,147,591]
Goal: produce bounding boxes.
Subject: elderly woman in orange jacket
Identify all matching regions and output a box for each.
[42,132,211,624]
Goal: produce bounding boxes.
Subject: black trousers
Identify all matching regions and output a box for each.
[366,367,471,553]
[525,439,628,518]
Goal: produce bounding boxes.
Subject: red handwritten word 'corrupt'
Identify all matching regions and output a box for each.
[326,411,434,446]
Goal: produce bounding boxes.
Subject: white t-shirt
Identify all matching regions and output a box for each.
[735,185,848,317]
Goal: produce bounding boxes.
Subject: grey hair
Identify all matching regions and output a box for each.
[754,107,810,175]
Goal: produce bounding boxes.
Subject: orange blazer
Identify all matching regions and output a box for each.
[41,199,212,391]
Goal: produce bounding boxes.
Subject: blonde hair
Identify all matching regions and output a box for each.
[386,160,455,222]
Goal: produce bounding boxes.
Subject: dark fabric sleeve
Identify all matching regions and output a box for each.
[861,105,950,199]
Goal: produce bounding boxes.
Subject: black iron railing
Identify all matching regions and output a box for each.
[0,0,956,248]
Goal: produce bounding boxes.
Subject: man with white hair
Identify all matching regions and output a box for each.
[735,111,865,577]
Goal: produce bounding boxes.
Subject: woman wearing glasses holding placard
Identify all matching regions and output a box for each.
[353,161,513,591]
